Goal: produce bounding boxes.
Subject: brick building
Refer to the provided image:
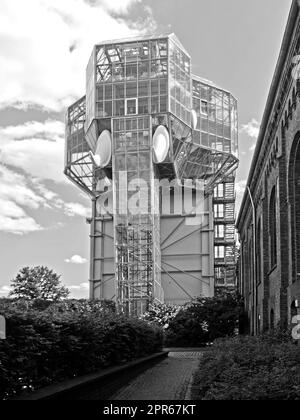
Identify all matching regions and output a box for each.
[237,0,300,334]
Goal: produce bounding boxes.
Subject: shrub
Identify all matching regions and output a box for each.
[140,303,180,329]
[44,298,116,315]
[0,298,116,315]
[0,300,162,400]
[165,294,243,347]
[191,333,300,400]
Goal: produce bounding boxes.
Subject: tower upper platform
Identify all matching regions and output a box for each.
[65,33,238,196]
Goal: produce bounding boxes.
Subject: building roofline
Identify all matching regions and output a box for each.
[236,0,298,230]
[192,74,237,100]
[94,32,190,57]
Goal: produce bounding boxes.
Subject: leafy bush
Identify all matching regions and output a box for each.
[43,298,116,315]
[0,299,162,400]
[191,333,300,400]
[0,298,116,314]
[165,294,243,347]
[140,303,180,329]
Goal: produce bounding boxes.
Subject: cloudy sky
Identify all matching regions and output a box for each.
[0,0,292,297]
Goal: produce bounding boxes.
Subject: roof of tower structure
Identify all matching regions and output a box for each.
[94,33,190,57]
[192,74,233,97]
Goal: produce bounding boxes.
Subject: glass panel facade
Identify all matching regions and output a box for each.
[66,96,94,194]
[93,39,169,119]
[113,116,163,315]
[169,39,191,126]
[86,49,95,131]
[192,78,238,158]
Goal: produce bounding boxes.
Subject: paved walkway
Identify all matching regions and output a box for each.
[111,351,203,400]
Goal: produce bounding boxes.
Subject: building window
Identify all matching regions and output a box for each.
[215,225,225,239]
[215,246,225,259]
[201,100,208,116]
[215,270,226,286]
[138,97,149,114]
[269,186,277,268]
[214,204,224,218]
[151,96,159,113]
[114,100,125,116]
[126,98,137,115]
[214,183,224,198]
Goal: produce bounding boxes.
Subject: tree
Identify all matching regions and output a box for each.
[9,266,69,301]
[140,303,180,329]
[166,293,244,347]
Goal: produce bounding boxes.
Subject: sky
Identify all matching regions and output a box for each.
[0,0,293,298]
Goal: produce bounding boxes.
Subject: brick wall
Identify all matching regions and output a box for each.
[237,4,300,334]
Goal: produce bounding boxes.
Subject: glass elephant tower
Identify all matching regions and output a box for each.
[65,34,238,315]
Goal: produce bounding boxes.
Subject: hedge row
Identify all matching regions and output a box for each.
[0,298,116,314]
[0,299,163,400]
[191,333,300,400]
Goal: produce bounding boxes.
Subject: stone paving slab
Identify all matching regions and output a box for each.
[111,352,202,401]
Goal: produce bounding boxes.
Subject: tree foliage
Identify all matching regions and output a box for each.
[167,293,243,346]
[140,303,180,329]
[9,266,69,302]
[142,293,243,347]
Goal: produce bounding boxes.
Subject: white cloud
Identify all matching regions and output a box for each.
[240,119,260,139]
[240,119,260,151]
[50,197,91,218]
[0,120,64,141]
[0,164,43,234]
[0,162,91,234]
[98,0,141,13]
[30,178,90,218]
[0,0,151,111]
[64,202,91,218]
[65,255,88,264]
[69,282,89,290]
[0,167,45,210]
[0,120,65,184]
[0,285,11,295]
[68,282,89,298]
[0,214,40,236]
[0,118,92,230]
[235,179,247,196]
[0,0,155,234]
[235,180,247,214]
[32,180,60,202]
